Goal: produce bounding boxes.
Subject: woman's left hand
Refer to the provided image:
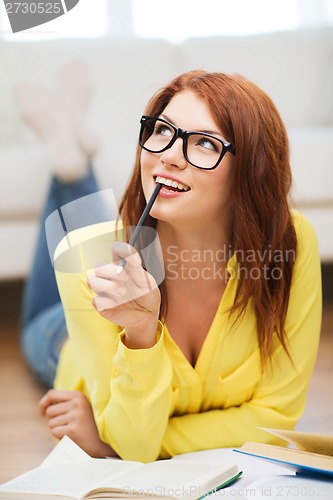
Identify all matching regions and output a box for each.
[39,389,117,458]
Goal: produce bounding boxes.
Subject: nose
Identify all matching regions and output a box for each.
[159,137,188,169]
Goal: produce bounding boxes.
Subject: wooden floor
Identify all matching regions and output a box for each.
[0,281,55,484]
[0,280,332,484]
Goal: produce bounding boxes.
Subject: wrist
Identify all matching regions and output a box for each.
[123,314,159,349]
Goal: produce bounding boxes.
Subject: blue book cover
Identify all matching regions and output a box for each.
[233,441,333,479]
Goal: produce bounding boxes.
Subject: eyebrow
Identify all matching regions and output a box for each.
[160,114,223,138]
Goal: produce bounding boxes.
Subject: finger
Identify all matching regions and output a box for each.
[39,390,80,414]
[45,400,72,419]
[50,425,69,440]
[124,259,157,292]
[92,251,157,310]
[93,295,123,312]
[112,241,141,267]
[88,274,126,297]
[112,242,156,293]
[48,412,71,430]
[102,265,157,308]
[111,241,154,290]
[39,390,58,414]
[93,262,126,281]
[39,393,50,415]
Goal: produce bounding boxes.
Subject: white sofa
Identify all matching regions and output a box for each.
[1,28,332,279]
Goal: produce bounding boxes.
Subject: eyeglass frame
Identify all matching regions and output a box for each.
[139,115,236,170]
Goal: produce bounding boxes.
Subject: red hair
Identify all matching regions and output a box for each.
[119,70,297,364]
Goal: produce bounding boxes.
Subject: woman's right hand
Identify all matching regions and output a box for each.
[87,242,161,349]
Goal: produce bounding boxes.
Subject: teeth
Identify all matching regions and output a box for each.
[156,176,190,191]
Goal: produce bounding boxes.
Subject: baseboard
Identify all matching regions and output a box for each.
[0,278,24,320]
[322,263,333,303]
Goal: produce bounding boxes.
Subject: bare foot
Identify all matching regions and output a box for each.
[56,60,99,159]
[14,84,88,182]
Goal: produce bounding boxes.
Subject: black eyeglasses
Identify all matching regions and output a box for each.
[139,115,235,170]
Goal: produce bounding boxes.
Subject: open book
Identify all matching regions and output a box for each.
[234,427,333,478]
[0,436,241,499]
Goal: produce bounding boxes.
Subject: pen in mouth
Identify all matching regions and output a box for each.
[117,182,162,272]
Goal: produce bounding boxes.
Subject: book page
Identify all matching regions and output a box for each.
[41,436,91,467]
[95,460,238,498]
[260,428,333,456]
[243,474,333,499]
[174,447,293,490]
[0,458,142,498]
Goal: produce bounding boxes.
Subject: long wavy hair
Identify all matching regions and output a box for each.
[119,70,297,364]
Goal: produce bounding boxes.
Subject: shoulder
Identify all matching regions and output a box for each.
[284,211,322,347]
[290,210,321,296]
[291,209,319,263]
[291,209,317,241]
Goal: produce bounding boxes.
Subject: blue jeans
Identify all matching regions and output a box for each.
[21,168,100,388]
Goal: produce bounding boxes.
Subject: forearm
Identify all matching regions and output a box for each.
[161,318,321,458]
[160,400,298,458]
[56,267,173,462]
[95,326,174,462]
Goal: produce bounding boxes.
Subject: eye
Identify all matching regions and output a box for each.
[197,136,219,152]
[154,123,173,137]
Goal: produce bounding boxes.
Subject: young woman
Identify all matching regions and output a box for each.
[21,70,322,462]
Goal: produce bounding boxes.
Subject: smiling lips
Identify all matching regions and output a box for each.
[155,175,190,192]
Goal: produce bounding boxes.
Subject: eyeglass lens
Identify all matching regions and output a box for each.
[141,117,224,169]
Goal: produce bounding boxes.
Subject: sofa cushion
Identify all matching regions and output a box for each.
[179,28,333,128]
[0,221,38,279]
[0,38,178,217]
[289,127,333,204]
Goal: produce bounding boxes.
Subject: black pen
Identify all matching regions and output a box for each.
[117,182,162,271]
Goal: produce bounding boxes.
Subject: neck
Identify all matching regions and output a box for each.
[157,219,233,283]
[157,213,232,250]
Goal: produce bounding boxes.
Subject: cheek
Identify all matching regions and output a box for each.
[140,151,150,181]
[140,150,155,173]
[198,162,233,191]
[215,158,235,192]
[200,164,234,208]
[140,151,156,198]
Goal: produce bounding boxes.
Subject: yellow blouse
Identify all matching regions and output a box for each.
[54,211,322,462]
